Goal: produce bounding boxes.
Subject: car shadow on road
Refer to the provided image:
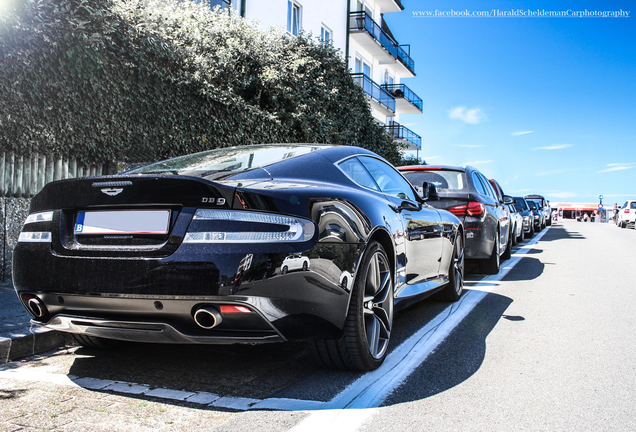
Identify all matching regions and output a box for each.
[381,292,514,405]
[532,223,586,242]
[67,341,328,401]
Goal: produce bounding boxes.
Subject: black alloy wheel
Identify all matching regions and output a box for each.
[309,241,394,371]
[436,234,465,302]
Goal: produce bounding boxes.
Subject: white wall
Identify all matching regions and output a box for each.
[243,0,348,56]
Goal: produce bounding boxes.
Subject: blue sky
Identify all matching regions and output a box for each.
[384,0,635,206]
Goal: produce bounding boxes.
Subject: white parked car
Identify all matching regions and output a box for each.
[617,200,636,228]
[508,204,524,244]
[281,254,310,274]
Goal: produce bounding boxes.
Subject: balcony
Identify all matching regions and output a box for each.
[376,0,404,13]
[381,84,423,114]
[352,73,395,116]
[349,11,415,77]
[386,121,421,150]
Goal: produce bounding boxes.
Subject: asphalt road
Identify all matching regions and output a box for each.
[1,220,635,431]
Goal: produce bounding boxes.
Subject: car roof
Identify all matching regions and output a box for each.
[398,164,467,172]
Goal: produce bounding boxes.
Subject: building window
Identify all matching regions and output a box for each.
[197,0,231,10]
[321,25,332,45]
[357,0,373,17]
[287,1,302,36]
[383,70,394,85]
[355,56,371,77]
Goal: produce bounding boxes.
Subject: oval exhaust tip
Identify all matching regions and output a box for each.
[193,307,223,329]
[27,297,46,318]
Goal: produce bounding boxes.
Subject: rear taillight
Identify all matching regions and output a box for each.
[626,209,630,214]
[447,202,485,217]
[183,210,315,243]
[220,305,252,314]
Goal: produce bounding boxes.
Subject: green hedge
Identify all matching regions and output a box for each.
[0,0,404,166]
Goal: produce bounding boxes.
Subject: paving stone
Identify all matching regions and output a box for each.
[103,382,150,395]
[72,377,116,390]
[184,391,220,405]
[145,387,195,401]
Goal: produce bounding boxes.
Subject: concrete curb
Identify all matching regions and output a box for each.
[1,327,71,363]
[1,284,71,362]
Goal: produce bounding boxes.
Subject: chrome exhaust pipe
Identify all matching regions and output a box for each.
[27,297,46,318]
[193,307,223,329]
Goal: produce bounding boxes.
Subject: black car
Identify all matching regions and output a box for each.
[13,144,464,372]
[526,200,543,232]
[525,194,550,228]
[398,165,511,275]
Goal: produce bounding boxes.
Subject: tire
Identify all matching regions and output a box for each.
[302,261,308,271]
[502,228,512,261]
[309,241,393,371]
[479,231,500,275]
[436,234,464,302]
[72,334,126,349]
[525,224,534,239]
[282,266,288,274]
[511,224,518,246]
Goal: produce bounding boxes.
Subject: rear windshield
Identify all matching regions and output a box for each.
[126,145,328,179]
[402,170,466,191]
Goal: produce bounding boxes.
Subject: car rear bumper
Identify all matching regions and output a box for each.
[13,242,359,342]
[463,227,493,259]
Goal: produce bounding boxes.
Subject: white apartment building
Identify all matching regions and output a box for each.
[204,0,422,151]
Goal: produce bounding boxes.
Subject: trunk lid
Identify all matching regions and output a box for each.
[28,175,241,257]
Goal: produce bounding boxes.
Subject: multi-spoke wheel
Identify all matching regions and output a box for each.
[437,234,465,302]
[309,240,393,371]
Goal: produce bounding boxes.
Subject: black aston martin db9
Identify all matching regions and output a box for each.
[13,144,464,371]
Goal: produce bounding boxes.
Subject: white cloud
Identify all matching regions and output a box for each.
[597,163,634,173]
[512,131,534,136]
[532,144,572,151]
[422,155,441,161]
[448,106,487,124]
[463,160,493,166]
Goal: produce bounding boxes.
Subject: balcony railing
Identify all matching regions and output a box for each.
[351,73,396,113]
[381,84,423,112]
[386,121,421,149]
[349,11,415,75]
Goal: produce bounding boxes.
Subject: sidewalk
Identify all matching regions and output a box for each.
[0,282,69,362]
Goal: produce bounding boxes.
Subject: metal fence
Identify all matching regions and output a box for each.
[0,152,109,198]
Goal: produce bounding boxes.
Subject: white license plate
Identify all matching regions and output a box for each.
[74,210,170,235]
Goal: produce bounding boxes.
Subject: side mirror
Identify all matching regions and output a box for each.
[503,195,515,205]
[421,182,439,201]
